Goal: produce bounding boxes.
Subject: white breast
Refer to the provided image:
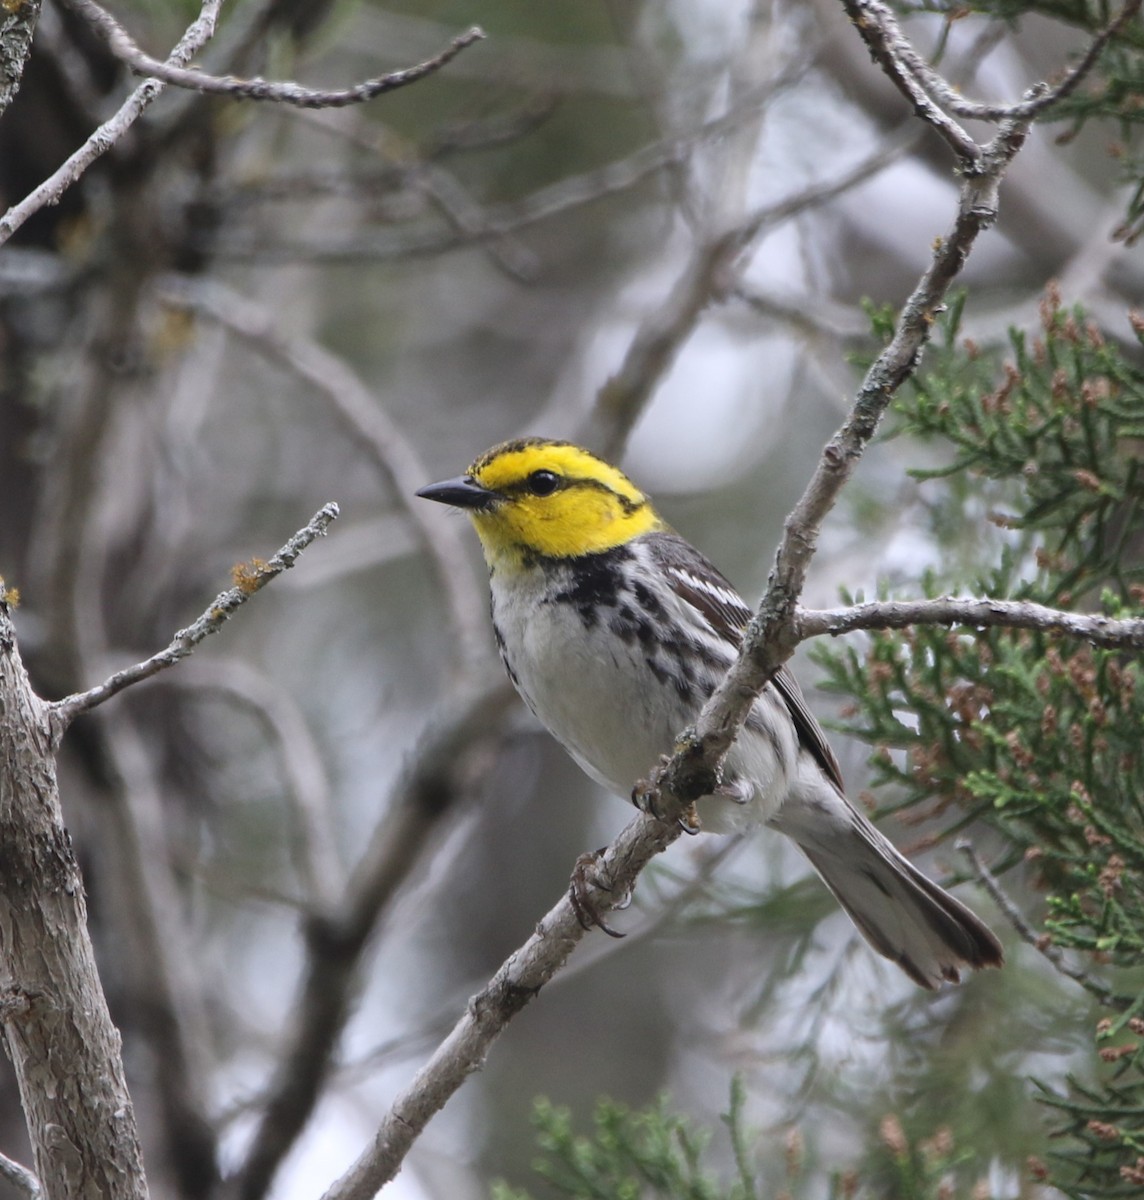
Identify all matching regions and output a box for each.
[490,560,799,833]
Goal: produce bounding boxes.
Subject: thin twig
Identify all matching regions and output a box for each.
[61,0,484,108]
[798,597,1144,650]
[49,503,339,733]
[956,840,1125,1010]
[840,0,1142,140]
[0,0,223,247]
[0,1152,41,1200]
[901,0,1143,124]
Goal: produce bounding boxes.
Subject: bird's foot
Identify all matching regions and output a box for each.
[569,848,631,939]
[632,759,702,834]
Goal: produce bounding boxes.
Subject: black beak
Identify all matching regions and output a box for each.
[416,475,498,510]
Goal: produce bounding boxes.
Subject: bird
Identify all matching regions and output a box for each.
[417,437,1003,988]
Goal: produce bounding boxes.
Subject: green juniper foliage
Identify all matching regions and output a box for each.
[491,1084,976,1200]
[812,288,1144,1195]
[490,1093,744,1200]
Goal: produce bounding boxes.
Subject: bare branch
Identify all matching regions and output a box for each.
[956,840,1126,1010]
[0,0,223,247]
[901,0,1142,124]
[156,277,489,677]
[49,503,340,732]
[0,1152,41,1200]
[61,0,483,107]
[649,128,1037,811]
[798,596,1144,651]
[988,0,1142,121]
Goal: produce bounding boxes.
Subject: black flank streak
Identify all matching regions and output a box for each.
[492,621,520,687]
[645,656,671,686]
[650,637,698,705]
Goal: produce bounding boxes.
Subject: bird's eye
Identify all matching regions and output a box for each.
[527,470,560,496]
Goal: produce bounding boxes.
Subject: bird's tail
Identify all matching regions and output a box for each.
[771,779,1004,989]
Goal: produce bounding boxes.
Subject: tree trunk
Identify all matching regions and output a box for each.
[0,604,148,1200]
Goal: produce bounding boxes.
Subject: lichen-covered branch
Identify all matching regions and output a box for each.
[798,597,1144,650]
[50,503,340,733]
[318,804,681,1200]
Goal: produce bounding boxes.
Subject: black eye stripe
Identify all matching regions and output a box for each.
[505,472,646,514]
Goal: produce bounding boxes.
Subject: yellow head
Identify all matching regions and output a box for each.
[417,438,664,571]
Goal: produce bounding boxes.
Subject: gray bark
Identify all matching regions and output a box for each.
[0,604,148,1200]
[0,0,40,118]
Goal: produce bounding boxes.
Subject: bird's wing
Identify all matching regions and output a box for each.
[643,531,845,792]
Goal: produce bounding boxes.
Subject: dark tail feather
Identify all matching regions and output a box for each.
[774,784,1004,989]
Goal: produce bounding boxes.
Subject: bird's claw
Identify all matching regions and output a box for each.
[631,758,672,818]
[569,848,631,938]
[632,758,703,834]
[677,803,701,835]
